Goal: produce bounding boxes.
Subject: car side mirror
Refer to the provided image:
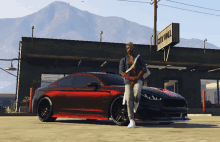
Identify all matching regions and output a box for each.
[87,82,100,88]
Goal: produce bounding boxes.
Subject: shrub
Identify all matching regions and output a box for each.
[20,96,30,107]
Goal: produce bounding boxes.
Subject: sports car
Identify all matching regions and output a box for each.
[32,72,190,126]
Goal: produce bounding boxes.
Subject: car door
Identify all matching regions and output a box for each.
[52,76,76,115]
[66,74,110,118]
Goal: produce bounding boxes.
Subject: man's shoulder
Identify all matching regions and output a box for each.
[120,57,126,62]
[132,53,139,57]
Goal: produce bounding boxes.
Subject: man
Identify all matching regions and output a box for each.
[119,42,147,128]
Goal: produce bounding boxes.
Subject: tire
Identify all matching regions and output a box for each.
[159,122,174,125]
[37,97,57,122]
[110,95,129,126]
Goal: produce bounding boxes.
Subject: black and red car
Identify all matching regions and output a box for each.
[32,72,190,126]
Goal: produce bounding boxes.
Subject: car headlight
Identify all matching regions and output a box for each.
[141,93,162,100]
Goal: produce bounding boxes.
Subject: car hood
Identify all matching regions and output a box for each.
[141,87,185,99]
[106,85,185,99]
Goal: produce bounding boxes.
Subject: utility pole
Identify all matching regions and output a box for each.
[150,35,153,52]
[204,38,207,53]
[31,26,34,38]
[151,0,160,46]
[31,26,34,44]
[217,80,219,104]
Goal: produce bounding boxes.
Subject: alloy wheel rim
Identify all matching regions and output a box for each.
[38,99,51,119]
[112,97,128,123]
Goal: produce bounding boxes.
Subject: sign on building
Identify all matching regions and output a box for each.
[157,23,180,51]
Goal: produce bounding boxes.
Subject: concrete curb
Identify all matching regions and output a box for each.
[188,114,212,116]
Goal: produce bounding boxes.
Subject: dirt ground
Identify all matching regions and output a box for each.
[0,116,220,142]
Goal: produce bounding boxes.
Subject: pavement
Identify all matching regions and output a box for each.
[0,113,37,116]
[0,112,217,117]
[0,116,220,142]
[0,113,216,116]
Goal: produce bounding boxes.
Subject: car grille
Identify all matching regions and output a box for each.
[163,99,187,107]
[169,113,181,117]
[144,109,164,117]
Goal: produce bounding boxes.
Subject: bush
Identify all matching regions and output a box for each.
[0,106,6,114]
[200,101,220,108]
[10,101,16,112]
[20,96,30,107]
[205,100,212,108]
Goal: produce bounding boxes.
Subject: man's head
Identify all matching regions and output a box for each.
[126,42,134,55]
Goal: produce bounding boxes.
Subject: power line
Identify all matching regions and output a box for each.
[159,3,220,17]
[165,0,220,12]
[118,0,220,17]
[0,67,17,77]
[118,0,150,3]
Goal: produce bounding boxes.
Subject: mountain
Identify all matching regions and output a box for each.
[0,1,219,93]
[177,38,219,50]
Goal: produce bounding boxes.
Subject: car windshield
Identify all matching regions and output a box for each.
[94,73,125,86]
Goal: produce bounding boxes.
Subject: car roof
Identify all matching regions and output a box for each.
[55,72,117,85]
[69,72,116,76]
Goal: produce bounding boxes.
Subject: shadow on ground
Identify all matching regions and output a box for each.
[54,119,220,128]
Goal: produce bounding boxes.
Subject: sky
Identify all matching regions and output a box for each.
[0,0,220,47]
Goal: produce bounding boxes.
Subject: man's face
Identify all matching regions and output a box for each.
[126,45,134,55]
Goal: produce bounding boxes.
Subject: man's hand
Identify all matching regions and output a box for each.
[130,77,138,82]
[122,72,137,81]
[130,80,138,88]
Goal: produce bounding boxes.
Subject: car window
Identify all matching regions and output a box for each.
[58,76,75,85]
[94,73,125,86]
[73,75,101,86]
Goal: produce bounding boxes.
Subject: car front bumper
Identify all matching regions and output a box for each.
[136,116,191,123]
[136,106,189,122]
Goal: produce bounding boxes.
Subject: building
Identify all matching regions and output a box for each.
[0,94,15,108]
[214,91,220,104]
[15,37,220,111]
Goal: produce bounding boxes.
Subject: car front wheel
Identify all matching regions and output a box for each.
[110,95,129,126]
[37,97,57,122]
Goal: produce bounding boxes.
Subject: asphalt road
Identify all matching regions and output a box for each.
[0,116,220,142]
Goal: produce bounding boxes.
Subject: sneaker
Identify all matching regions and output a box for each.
[134,102,139,113]
[127,119,136,128]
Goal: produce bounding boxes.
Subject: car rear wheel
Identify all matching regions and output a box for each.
[110,95,129,126]
[37,97,57,122]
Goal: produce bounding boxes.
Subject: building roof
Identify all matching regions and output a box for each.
[0,94,16,98]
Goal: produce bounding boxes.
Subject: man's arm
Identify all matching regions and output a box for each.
[136,55,147,80]
[136,70,146,80]
[130,70,146,87]
[130,55,147,87]
[121,72,136,81]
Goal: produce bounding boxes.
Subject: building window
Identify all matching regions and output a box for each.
[41,74,65,87]
[164,80,179,93]
[200,79,220,104]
